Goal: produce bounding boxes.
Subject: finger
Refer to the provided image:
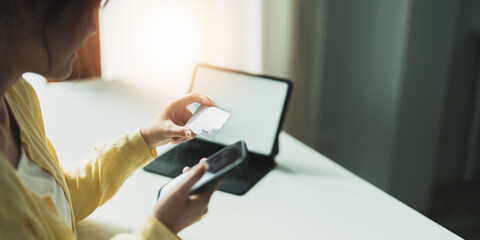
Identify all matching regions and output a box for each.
[199,158,207,163]
[167,126,193,138]
[182,107,193,124]
[171,137,187,144]
[177,162,209,193]
[188,194,201,201]
[173,93,215,108]
[175,107,192,126]
[174,139,188,144]
[192,182,219,204]
[193,212,207,224]
[203,182,220,198]
[182,166,190,173]
[171,136,195,145]
[203,207,208,215]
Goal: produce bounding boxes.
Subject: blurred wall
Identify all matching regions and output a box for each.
[316,0,410,192]
[264,0,460,211]
[389,0,459,211]
[436,0,480,185]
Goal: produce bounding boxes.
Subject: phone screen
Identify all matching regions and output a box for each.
[158,141,246,199]
[191,142,243,191]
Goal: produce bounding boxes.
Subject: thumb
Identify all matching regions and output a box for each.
[178,163,208,193]
[167,125,193,138]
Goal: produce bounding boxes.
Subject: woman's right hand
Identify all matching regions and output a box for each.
[152,161,216,234]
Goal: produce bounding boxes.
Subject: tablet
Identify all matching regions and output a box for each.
[158,141,247,199]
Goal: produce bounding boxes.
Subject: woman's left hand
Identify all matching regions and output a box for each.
[140,93,215,150]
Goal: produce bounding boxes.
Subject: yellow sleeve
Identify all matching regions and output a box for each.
[62,129,156,222]
[60,129,181,239]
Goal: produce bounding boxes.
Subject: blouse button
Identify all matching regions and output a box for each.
[45,196,56,209]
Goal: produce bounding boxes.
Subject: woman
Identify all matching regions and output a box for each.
[0,0,216,239]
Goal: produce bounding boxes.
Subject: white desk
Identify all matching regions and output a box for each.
[26,76,461,240]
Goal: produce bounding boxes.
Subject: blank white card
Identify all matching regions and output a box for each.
[185,105,231,140]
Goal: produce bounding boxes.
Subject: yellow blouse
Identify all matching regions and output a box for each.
[0,78,179,239]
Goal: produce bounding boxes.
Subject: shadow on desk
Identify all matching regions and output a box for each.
[77,219,128,240]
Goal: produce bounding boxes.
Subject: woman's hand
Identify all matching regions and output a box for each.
[153,160,217,234]
[141,93,215,150]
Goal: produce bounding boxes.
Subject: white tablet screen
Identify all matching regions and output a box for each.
[190,66,289,155]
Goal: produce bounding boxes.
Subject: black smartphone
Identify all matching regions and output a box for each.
[157,141,247,199]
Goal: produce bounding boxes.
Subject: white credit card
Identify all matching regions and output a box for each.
[185,105,231,140]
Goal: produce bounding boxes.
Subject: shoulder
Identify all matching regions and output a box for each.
[10,77,41,109]
[6,77,45,133]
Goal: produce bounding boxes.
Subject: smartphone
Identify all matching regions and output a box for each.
[157,141,247,199]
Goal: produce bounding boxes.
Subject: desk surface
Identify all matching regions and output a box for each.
[26,75,461,240]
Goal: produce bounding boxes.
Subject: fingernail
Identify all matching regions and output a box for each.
[210,100,215,106]
[203,162,209,171]
[185,130,192,137]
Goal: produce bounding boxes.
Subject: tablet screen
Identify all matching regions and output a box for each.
[190,66,289,156]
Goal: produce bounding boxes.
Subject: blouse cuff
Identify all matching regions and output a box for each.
[128,129,157,166]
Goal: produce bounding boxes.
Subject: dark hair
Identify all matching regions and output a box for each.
[0,0,103,74]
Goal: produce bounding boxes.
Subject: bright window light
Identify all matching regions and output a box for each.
[100,0,201,97]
